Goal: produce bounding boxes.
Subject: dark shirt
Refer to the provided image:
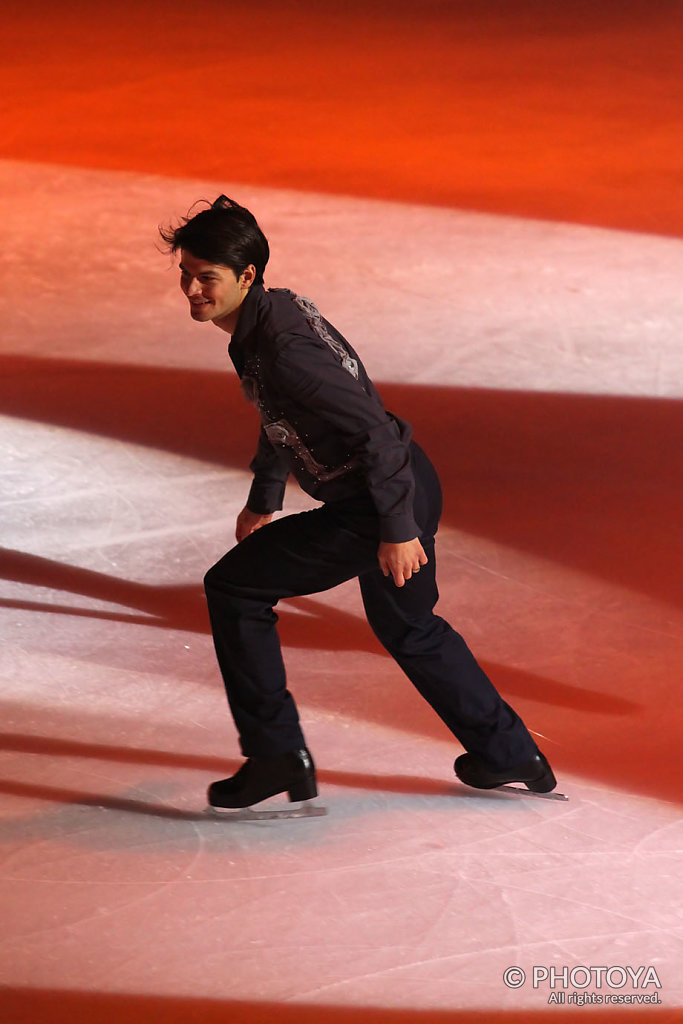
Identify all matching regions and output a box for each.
[228,284,419,543]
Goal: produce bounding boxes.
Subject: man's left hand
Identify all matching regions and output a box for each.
[378,538,428,587]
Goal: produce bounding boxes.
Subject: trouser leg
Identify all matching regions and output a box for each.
[204,506,378,757]
[358,543,539,768]
[359,441,538,767]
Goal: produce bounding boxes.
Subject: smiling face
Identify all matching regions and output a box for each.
[179,249,255,334]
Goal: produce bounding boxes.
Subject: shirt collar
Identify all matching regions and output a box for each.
[228,284,266,374]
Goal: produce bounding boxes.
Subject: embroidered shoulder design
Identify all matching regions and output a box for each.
[269,288,359,380]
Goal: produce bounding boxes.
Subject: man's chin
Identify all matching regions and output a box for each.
[189,304,213,321]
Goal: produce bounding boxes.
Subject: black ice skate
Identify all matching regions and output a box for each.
[207,748,326,820]
[454,751,568,801]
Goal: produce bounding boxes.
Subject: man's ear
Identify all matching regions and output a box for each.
[240,264,257,289]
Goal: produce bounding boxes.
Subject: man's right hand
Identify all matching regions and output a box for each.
[235,507,273,542]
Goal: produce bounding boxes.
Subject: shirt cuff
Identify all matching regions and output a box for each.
[247,477,286,515]
[379,514,420,544]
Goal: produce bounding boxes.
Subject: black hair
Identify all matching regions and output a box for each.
[159,195,270,286]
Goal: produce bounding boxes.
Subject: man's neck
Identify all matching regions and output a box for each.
[214,291,250,335]
[213,312,239,335]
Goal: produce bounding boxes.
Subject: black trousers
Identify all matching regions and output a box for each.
[204,444,539,769]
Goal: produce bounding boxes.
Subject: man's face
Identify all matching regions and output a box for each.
[179,250,253,333]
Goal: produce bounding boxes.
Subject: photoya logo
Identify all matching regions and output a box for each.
[503,965,663,1006]
[532,966,661,989]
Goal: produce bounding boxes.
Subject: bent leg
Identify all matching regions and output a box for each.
[358,538,539,768]
[204,505,378,757]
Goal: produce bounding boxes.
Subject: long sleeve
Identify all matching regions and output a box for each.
[246,427,289,514]
[271,337,418,542]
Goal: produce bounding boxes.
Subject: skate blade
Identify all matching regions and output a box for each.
[206,801,327,821]
[496,785,569,801]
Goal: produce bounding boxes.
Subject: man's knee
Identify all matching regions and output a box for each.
[364,607,410,652]
[204,555,277,623]
[203,559,222,594]
[203,554,243,599]
[366,607,450,658]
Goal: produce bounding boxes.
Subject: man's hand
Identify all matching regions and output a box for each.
[236,507,273,542]
[378,538,428,587]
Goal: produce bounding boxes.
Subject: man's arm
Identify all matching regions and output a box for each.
[274,341,418,534]
[244,426,289,522]
[273,339,426,580]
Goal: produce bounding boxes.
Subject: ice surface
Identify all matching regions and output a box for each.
[1,160,681,1019]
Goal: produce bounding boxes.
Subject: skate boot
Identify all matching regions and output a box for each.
[207,748,321,817]
[454,750,562,797]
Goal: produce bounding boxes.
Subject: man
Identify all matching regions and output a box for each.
[160,195,557,811]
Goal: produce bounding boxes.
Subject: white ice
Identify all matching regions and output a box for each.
[0,161,681,1016]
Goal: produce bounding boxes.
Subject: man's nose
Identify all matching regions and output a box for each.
[186,277,201,296]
